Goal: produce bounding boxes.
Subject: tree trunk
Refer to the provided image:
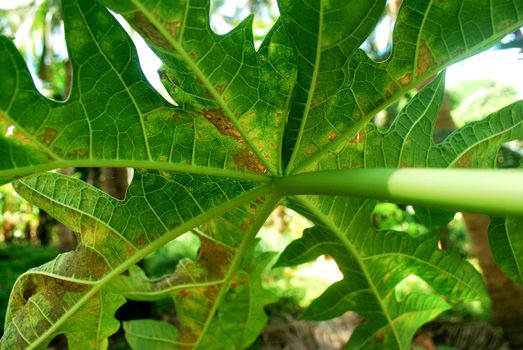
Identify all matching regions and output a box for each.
[463,213,523,348]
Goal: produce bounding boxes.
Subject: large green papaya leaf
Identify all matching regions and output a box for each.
[98,0,297,175]
[279,198,486,349]
[1,0,523,349]
[0,0,272,185]
[0,170,274,349]
[278,0,387,167]
[279,74,522,349]
[282,0,523,173]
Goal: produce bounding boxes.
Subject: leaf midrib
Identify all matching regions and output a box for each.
[294,195,405,349]
[284,1,324,175]
[192,195,279,349]
[0,159,271,185]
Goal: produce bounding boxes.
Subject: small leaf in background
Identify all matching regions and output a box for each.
[489,217,523,286]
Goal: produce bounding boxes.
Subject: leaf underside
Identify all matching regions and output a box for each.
[0,0,522,349]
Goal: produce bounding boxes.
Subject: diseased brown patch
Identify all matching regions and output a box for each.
[165,21,182,39]
[398,73,412,86]
[417,40,436,77]
[40,127,58,145]
[131,13,171,50]
[454,150,474,168]
[383,83,399,99]
[348,130,366,144]
[215,84,225,93]
[240,219,254,231]
[306,146,314,155]
[328,131,337,141]
[65,148,88,158]
[126,245,135,255]
[14,132,31,144]
[247,203,257,217]
[373,330,385,343]
[373,96,385,106]
[198,237,233,277]
[230,274,248,288]
[234,148,268,174]
[204,109,245,143]
[21,278,37,302]
[135,235,148,247]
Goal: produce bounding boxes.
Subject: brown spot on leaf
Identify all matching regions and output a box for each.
[165,21,182,39]
[234,148,268,174]
[135,235,148,247]
[348,130,365,144]
[198,237,233,277]
[65,148,88,158]
[374,330,385,343]
[328,131,337,141]
[40,128,58,145]
[131,13,171,50]
[454,149,474,168]
[398,73,412,87]
[230,274,248,288]
[417,40,436,77]
[204,110,244,143]
[14,132,31,144]
[215,84,225,93]
[240,219,254,231]
[126,245,136,255]
[21,278,37,302]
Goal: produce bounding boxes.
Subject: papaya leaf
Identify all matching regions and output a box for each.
[0,0,271,185]
[1,0,523,349]
[117,246,277,349]
[278,199,486,349]
[1,171,274,349]
[284,0,523,173]
[98,0,297,175]
[124,319,180,350]
[489,217,523,286]
[279,74,519,348]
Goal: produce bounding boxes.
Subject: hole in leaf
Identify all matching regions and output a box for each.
[372,202,429,237]
[114,300,152,322]
[144,231,200,278]
[48,334,68,349]
[360,0,398,61]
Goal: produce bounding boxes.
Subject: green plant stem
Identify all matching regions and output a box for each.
[275,168,523,216]
[0,160,271,185]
